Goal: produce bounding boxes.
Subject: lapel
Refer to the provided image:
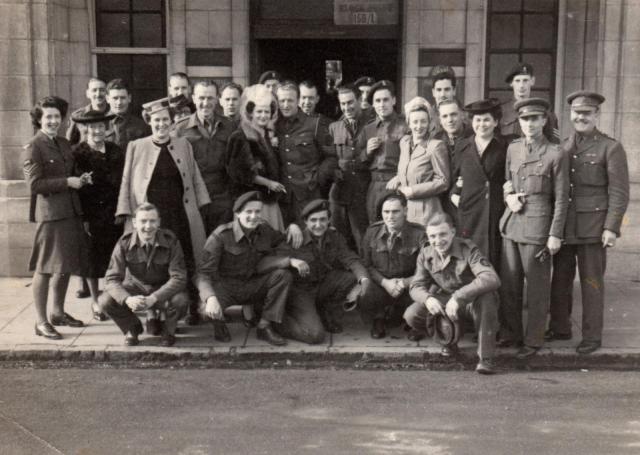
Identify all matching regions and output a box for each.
[574,130,599,155]
[522,137,548,165]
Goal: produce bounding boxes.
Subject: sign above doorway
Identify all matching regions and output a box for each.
[334,0,399,25]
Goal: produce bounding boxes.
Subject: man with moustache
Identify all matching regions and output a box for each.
[105,78,150,151]
[498,98,569,359]
[547,91,629,354]
[218,81,242,127]
[359,80,409,223]
[360,193,426,339]
[404,214,501,374]
[67,78,110,146]
[328,85,371,250]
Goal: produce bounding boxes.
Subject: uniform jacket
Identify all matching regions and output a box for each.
[22,131,83,223]
[562,129,630,243]
[396,135,450,225]
[116,136,210,265]
[450,136,506,260]
[104,228,187,304]
[288,227,368,285]
[500,98,560,144]
[360,112,409,173]
[66,103,109,146]
[361,220,426,287]
[196,220,291,302]
[106,111,150,151]
[173,112,235,197]
[274,110,337,204]
[499,135,569,245]
[410,237,501,304]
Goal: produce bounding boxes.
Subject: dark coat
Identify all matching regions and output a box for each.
[451,136,507,267]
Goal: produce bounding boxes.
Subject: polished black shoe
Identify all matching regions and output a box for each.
[407,329,426,342]
[146,318,163,336]
[257,325,287,346]
[476,359,497,375]
[544,329,572,341]
[576,340,601,355]
[124,322,143,346]
[50,312,84,328]
[35,322,62,340]
[440,344,459,357]
[212,320,231,342]
[370,318,386,339]
[159,333,176,347]
[516,345,540,359]
[91,303,108,322]
[185,313,201,326]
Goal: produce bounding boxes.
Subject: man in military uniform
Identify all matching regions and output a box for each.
[105,78,150,151]
[274,81,337,225]
[99,203,189,347]
[404,214,501,374]
[359,80,409,223]
[328,85,371,250]
[498,98,569,359]
[281,199,369,336]
[548,91,630,354]
[174,80,235,236]
[66,78,109,146]
[197,192,309,346]
[500,63,560,143]
[360,193,426,339]
[218,81,242,128]
[258,70,282,95]
[353,76,376,123]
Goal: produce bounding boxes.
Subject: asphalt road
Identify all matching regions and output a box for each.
[0,369,638,455]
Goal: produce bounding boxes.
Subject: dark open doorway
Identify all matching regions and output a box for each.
[255,39,399,118]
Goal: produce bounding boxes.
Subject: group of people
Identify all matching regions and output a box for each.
[22,62,630,375]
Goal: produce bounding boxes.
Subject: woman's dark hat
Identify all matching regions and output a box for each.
[71,110,116,124]
[464,98,501,114]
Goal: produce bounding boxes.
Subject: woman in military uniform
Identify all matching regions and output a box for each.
[23,96,92,340]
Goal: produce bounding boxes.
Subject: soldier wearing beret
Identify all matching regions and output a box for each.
[359,193,426,339]
[196,192,309,346]
[258,70,282,95]
[66,78,110,146]
[353,76,376,124]
[500,63,560,144]
[328,85,371,250]
[278,199,369,335]
[547,91,630,354]
[404,214,501,375]
[359,80,409,223]
[498,98,569,359]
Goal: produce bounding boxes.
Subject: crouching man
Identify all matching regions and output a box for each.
[99,203,188,347]
[196,191,307,346]
[403,214,501,374]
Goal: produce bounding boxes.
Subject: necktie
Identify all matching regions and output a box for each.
[387,232,397,251]
[144,243,151,257]
[348,119,357,137]
[204,120,211,134]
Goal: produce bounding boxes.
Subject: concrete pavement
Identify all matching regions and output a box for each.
[0,278,639,370]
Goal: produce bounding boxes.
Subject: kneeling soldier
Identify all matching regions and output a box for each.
[404,214,501,374]
[196,191,306,346]
[359,193,426,339]
[284,199,370,336]
[99,203,189,347]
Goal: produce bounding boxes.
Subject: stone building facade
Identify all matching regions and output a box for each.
[0,0,638,278]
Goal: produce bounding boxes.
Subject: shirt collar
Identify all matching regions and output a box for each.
[128,230,169,251]
[375,111,397,128]
[232,219,261,242]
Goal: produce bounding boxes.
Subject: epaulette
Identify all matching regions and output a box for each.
[120,231,134,242]
[369,220,385,227]
[158,228,177,240]
[406,221,425,231]
[511,137,523,143]
[213,221,234,235]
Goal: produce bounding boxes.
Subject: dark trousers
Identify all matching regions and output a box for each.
[278,285,326,345]
[403,292,499,360]
[366,171,395,223]
[358,280,413,325]
[500,239,551,348]
[99,284,189,336]
[329,177,370,251]
[208,269,293,324]
[550,243,606,342]
[201,192,232,236]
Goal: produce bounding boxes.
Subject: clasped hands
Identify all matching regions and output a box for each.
[125,294,158,312]
[424,296,460,320]
[381,278,406,298]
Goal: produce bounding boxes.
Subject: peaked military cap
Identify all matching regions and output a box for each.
[434,313,462,347]
[354,76,375,88]
[463,98,501,115]
[258,70,282,84]
[301,199,330,220]
[505,62,534,84]
[367,80,396,105]
[233,191,263,213]
[71,109,116,124]
[566,90,605,110]
[514,97,550,118]
[142,97,171,117]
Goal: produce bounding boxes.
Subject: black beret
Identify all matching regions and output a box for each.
[434,314,462,347]
[354,76,375,88]
[367,80,395,105]
[71,109,116,124]
[514,97,550,118]
[375,191,407,219]
[463,98,501,115]
[301,199,330,220]
[505,62,534,84]
[233,191,263,213]
[258,70,282,84]
[566,90,605,109]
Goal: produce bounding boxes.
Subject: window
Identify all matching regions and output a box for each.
[95,0,166,48]
[485,0,558,104]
